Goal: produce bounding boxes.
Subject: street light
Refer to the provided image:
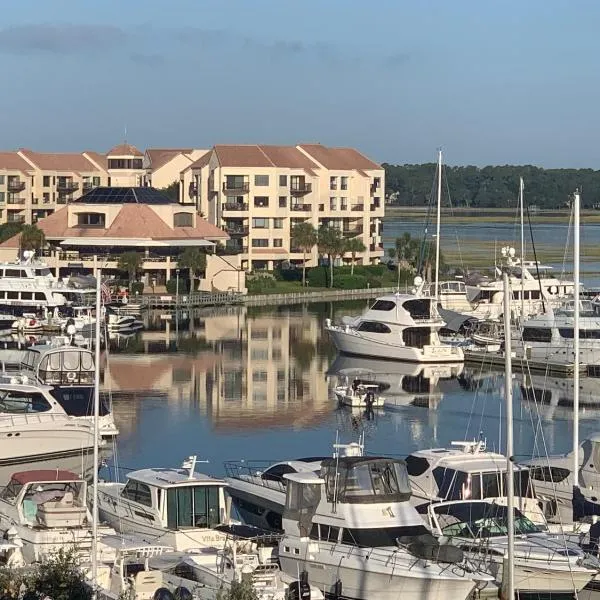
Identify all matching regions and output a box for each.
[175,268,180,310]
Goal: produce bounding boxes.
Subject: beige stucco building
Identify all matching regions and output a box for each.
[182,143,385,271]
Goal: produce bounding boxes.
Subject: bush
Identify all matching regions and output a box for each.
[307,266,328,288]
[166,278,189,294]
[130,281,144,295]
[275,267,303,282]
[333,274,368,289]
[246,276,277,294]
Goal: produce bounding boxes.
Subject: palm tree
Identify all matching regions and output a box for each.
[19,224,45,255]
[291,222,317,286]
[177,247,207,291]
[117,251,143,289]
[318,226,344,287]
[344,236,366,275]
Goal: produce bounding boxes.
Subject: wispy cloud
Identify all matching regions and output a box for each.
[0,24,127,54]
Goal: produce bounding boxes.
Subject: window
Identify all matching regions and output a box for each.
[370,300,396,311]
[330,197,336,210]
[527,467,569,483]
[405,455,430,476]
[43,176,50,187]
[252,238,269,248]
[340,197,348,210]
[166,485,220,529]
[403,327,430,348]
[252,218,269,229]
[5,270,22,278]
[559,328,600,339]
[77,212,105,227]
[254,196,269,208]
[93,176,101,186]
[330,176,337,190]
[254,175,269,186]
[226,175,247,190]
[357,321,391,334]
[34,292,45,301]
[121,480,153,507]
[340,176,348,190]
[0,390,52,414]
[341,525,428,547]
[252,370,268,382]
[522,327,552,342]
[42,192,50,203]
[274,239,283,248]
[7,291,18,300]
[319,525,340,543]
[273,218,284,229]
[0,193,4,203]
[279,175,287,186]
[174,212,193,227]
[108,158,143,169]
[279,196,287,208]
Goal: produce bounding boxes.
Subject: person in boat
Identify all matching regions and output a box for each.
[352,379,360,393]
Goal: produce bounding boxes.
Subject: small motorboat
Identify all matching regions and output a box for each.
[333,379,385,408]
[11,314,44,333]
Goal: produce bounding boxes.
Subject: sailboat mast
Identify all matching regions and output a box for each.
[573,190,580,486]
[519,177,525,321]
[434,149,442,302]
[503,270,515,599]
[91,269,102,596]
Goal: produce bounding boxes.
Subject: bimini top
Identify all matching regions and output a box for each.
[11,470,81,484]
[128,467,225,490]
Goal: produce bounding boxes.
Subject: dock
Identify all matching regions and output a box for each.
[464,349,585,376]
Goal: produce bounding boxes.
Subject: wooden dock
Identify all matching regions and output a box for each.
[464,349,585,376]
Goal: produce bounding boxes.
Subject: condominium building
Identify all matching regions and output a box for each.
[183,143,384,271]
[142,148,208,189]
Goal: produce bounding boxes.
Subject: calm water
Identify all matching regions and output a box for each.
[101,300,595,481]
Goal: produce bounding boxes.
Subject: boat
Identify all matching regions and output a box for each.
[425,500,599,594]
[11,313,45,333]
[224,439,363,532]
[333,379,384,408]
[0,468,116,563]
[277,457,493,600]
[95,456,231,551]
[324,292,464,363]
[468,319,504,352]
[105,306,143,332]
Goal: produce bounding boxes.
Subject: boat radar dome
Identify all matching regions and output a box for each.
[413,276,423,287]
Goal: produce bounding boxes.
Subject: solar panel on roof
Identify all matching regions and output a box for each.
[74,187,175,205]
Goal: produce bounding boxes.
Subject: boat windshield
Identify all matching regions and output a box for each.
[434,502,539,538]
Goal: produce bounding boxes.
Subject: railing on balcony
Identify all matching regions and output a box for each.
[223,202,248,211]
[370,243,384,252]
[83,182,95,192]
[290,247,303,253]
[188,183,198,199]
[7,180,25,192]
[351,204,364,211]
[225,227,249,237]
[7,216,25,224]
[56,197,68,205]
[7,197,25,205]
[57,181,79,192]
[290,182,312,195]
[343,226,364,237]
[291,203,311,212]
[222,182,249,195]
[370,183,380,196]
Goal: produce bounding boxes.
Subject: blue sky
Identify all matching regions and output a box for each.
[0,0,598,167]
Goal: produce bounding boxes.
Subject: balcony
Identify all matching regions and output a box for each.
[351,204,364,211]
[7,179,25,192]
[225,226,249,237]
[7,197,25,205]
[370,243,384,252]
[222,182,249,195]
[370,183,380,196]
[56,197,68,205]
[223,202,248,212]
[290,182,312,196]
[291,203,311,212]
[57,180,79,193]
[188,183,198,199]
[83,181,95,192]
[7,215,25,224]
[343,226,364,237]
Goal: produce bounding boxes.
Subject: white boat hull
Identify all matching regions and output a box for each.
[333,388,385,407]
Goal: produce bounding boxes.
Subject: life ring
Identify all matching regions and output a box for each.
[549,286,558,294]
[66,372,77,382]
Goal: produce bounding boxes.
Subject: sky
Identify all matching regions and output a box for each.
[0,0,599,167]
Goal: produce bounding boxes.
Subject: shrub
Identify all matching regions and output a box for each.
[333,274,368,289]
[166,278,189,294]
[307,266,328,288]
[130,281,144,295]
[246,276,277,294]
[275,267,303,282]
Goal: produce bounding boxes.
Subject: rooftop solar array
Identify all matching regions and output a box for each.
[74,187,175,205]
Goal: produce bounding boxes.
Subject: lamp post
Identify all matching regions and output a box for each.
[175,268,180,310]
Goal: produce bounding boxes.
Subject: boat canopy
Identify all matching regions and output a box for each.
[20,343,94,386]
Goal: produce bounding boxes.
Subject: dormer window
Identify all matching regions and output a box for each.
[77,213,105,228]
[174,212,193,227]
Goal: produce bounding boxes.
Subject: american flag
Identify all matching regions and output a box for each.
[100,281,112,304]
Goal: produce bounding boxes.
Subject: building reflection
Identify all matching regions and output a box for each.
[104,306,334,436]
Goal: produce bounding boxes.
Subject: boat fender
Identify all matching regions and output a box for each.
[173,587,192,600]
[152,589,174,600]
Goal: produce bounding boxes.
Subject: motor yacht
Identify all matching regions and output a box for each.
[405,440,546,526]
[278,457,492,600]
[224,439,363,532]
[325,292,464,363]
[105,306,144,333]
[95,456,231,551]
[0,469,116,563]
[425,500,599,594]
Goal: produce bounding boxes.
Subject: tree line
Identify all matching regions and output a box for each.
[384,163,600,209]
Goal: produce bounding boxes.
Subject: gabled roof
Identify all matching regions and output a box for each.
[212,144,320,170]
[18,149,102,172]
[74,187,175,205]
[107,143,143,157]
[298,144,381,170]
[83,151,108,171]
[145,148,194,171]
[0,152,34,172]
[188,151,212,170]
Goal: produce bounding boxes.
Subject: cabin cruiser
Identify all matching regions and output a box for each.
[513,298,600,366]
[325,292,464,363]
[225,439,364,532]
[278,457,492,600]
[425,500,599,594]
[0,469,116,563]
[467,319,504,352]
[405,440,546,526]
[105,306,143,333]
[95,456,231,551]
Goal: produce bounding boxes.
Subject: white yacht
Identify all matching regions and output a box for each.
[325,293,464,363]
[426,500,598,594]
[333,379,384,408]
[405,440,546,526]
[278,457,492,600]
[105,306,144,332]
[95,456,231,551]
[0,468,116,563]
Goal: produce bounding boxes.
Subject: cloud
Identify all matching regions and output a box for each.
[0,24,126,55]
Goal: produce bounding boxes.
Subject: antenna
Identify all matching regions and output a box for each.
[124,124,127,144]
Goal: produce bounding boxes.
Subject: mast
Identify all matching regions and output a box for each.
[503,270,515,599]
[519,177,525,322]
[91,269,101,597]
[434,149,442,302]
[573,190,580,495]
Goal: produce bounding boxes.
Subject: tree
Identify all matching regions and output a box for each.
[216,579,259,600]
[160,181,180,201]
[19,224,45,254]
[117,251,143,288]
[291,222,317,286]
[344,236,366,275]
[318,226,344,288]
[177,247,207,291]
[0,222,24,244]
